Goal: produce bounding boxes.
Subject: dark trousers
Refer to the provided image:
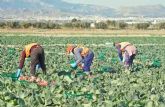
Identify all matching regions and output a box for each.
[30,46,46,76]
[124,51,136,68]
[83,51,94,72]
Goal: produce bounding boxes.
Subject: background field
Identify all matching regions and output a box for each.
[0,34,165,106]
[1,29,165,36]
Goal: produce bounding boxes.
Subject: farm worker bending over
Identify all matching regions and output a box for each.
[66,44,94,74]
[16,43,46,80]
[113,42,137,70]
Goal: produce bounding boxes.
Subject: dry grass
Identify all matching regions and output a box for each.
[0,29,165,37]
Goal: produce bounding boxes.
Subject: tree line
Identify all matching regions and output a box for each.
[0,19,165,30]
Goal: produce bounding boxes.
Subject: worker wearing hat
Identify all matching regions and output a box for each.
[66,44,94,74]
[114,42,137,70]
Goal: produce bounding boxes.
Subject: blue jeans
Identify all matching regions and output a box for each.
[83,51,94,72]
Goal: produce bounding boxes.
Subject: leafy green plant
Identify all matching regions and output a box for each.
[0,35,165,106]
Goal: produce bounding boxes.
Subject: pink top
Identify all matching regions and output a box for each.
[125,45,137,56]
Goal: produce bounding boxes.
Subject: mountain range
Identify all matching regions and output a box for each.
[0,0,165,19]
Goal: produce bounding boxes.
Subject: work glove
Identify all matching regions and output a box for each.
[118,57,122,62]
[69,52,74,56]
[122,57,126,63]
[16,69,22,78]
[78,63,84,69]
[36,64,41,71]
[117,57,123,65]
[70,62,77,68]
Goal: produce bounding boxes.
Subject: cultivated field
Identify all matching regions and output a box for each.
[0,34,165,106]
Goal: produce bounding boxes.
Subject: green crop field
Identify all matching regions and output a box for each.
[0,34,165,107]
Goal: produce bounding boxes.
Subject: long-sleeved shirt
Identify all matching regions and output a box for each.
[73,48,83,65]
[19,50,26,69]
[19,45,40,69]
[73,47,92,64]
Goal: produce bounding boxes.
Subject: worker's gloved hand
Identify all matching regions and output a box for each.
[118,57,122,61]
[16,69,22,78]
[70,62,77,68]
[118,57,123,65]
[118,57,123,63]
[122,57,126,63]
[78,63,84,69]
[69,52,74,56]
[36,64,41,70]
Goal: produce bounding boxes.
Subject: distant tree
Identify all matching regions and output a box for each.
[117,22,128,29]
[12,21,21,28]
[40,22,48,29]
[73,22,81,28]
[106,20,116,27]
[32,22,47,29]
[6,21,18,28]
[95,22,108,29]
[81,22,90,28]
[71,18,78,23]
[64,23,73,28]
[47,22,56,29]
[20,21,32,28]
[157,22,165,29]
[5,22,12,28]
[63,21,90,29]
[32,22,41,28]
[0,22,6,28]
[53,23,61,29]
[135,23,150,30]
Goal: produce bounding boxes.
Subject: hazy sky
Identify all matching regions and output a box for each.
[63,0,165,8]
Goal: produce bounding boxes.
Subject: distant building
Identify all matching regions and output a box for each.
[90,23,95,28]
[152,20,157,24]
